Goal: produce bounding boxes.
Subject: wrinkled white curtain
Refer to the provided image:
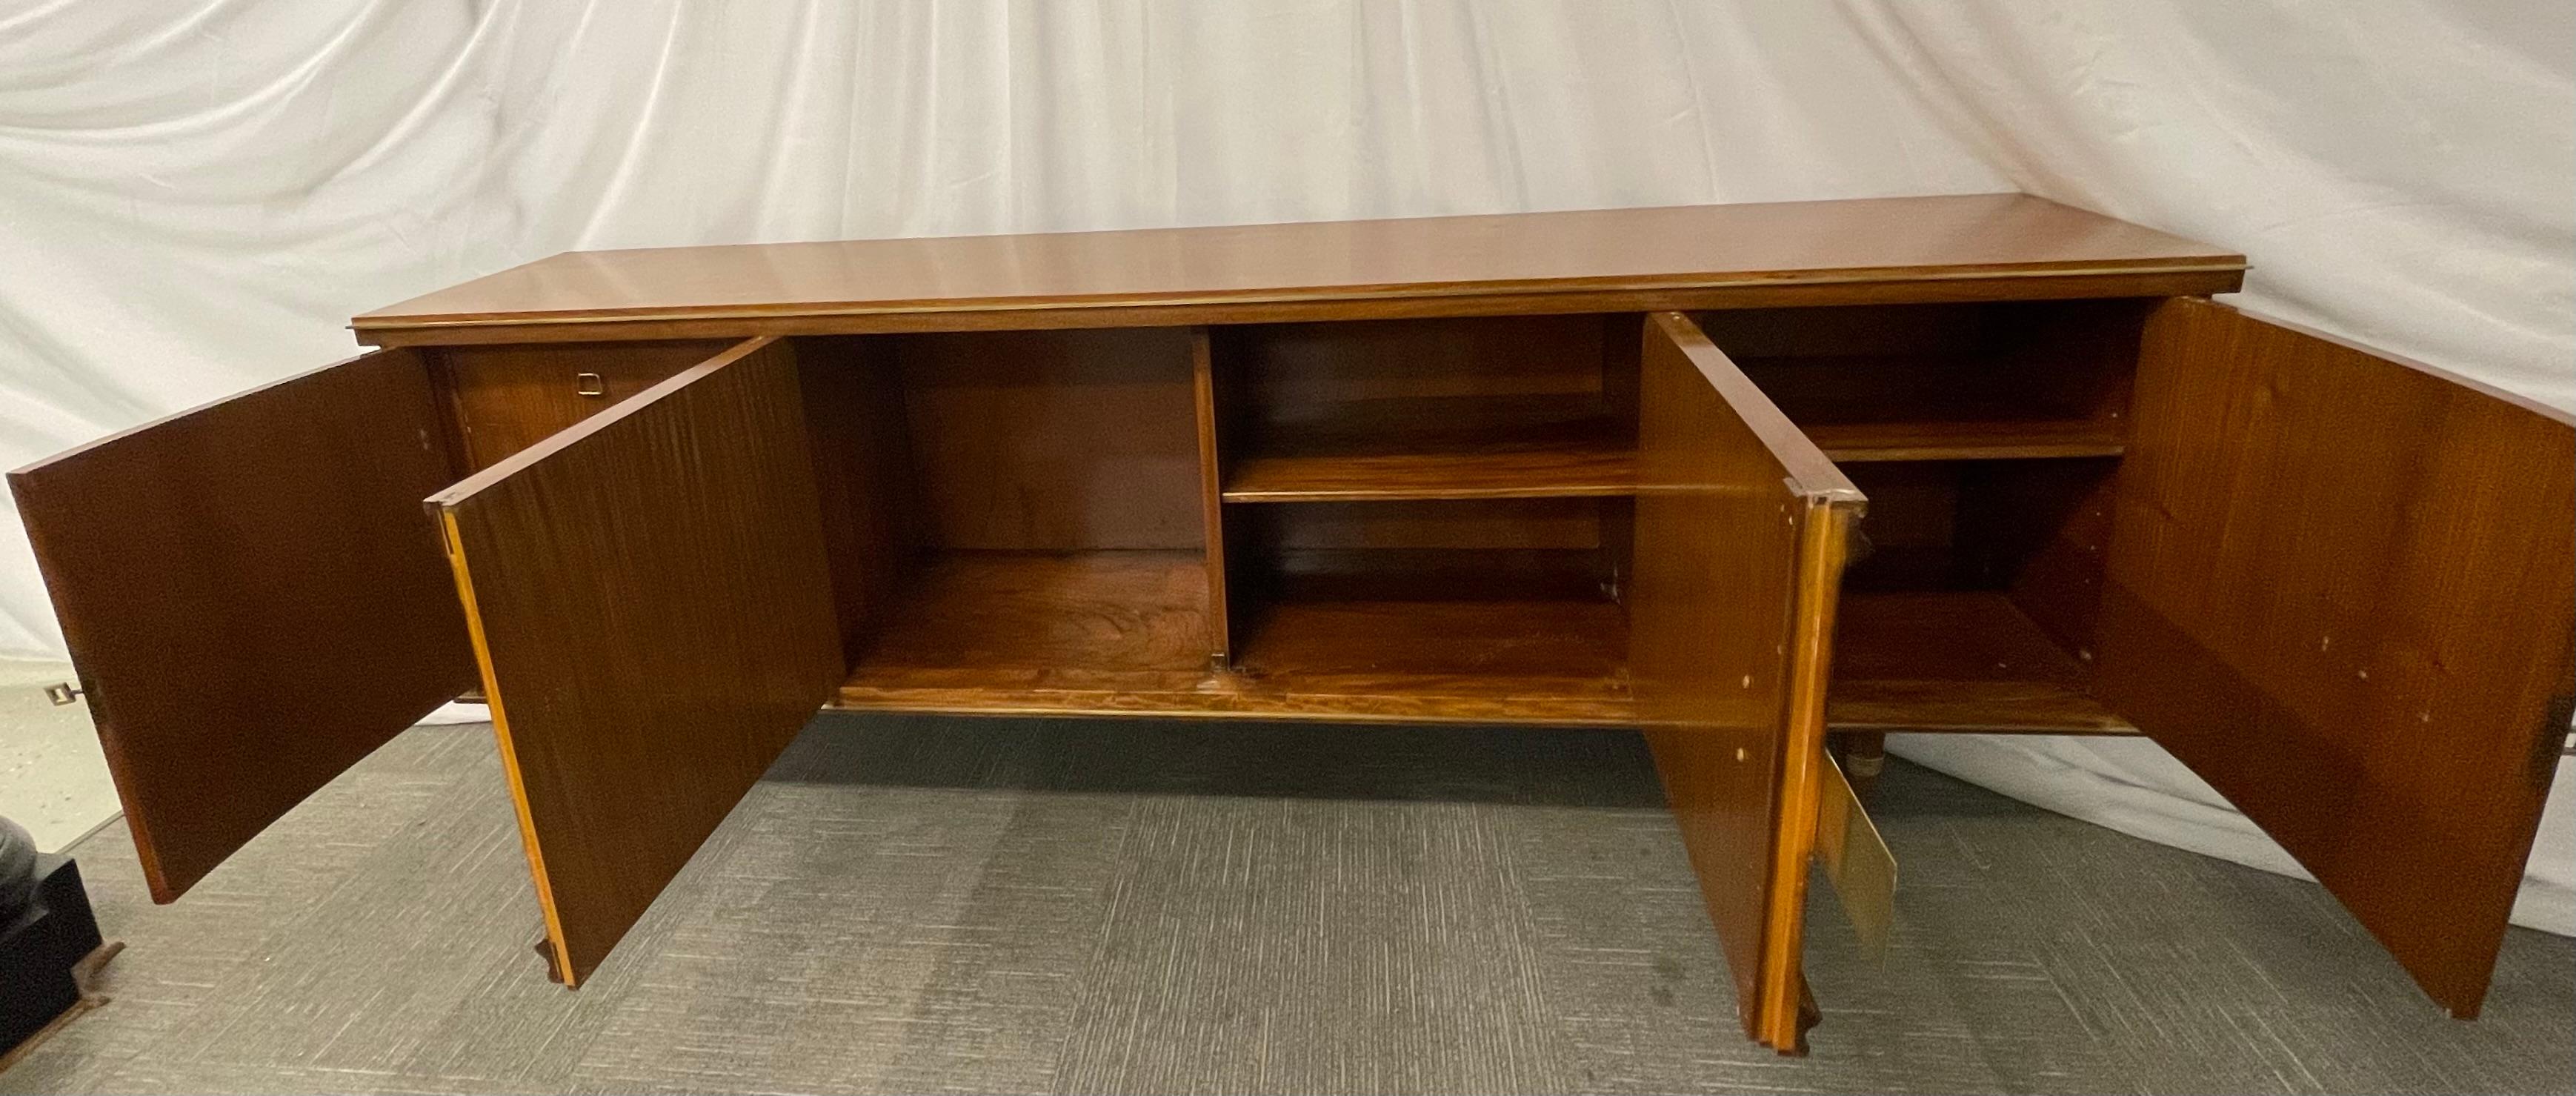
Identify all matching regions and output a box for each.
[1836,1,2576,935]
[1,2,2566,927]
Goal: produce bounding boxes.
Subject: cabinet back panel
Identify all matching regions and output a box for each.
[1225,315,1608,412]
[1839,459,2116,655]
[893,328,1202,551]
[1839,464,1960,588]
[431,341,736,474]
[1972,459,2120,657]
[1698,301,2146,428]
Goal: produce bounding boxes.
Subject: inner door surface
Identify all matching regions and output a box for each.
[430,336,844,986]
[1629,312,1865,1052]
[8,349,474,901]
[2095,297,2575,1017]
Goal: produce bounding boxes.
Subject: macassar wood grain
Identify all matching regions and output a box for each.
[1189,328,1231,665]
[7,349,476,902]
[2093,298,2576,1019]
[1628,312,1862,1054]
[430,336,843,986]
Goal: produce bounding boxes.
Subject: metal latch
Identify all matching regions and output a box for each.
[44,682,84,705]
[574,372,606,397]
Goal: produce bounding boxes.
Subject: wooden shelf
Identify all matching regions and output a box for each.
[1806,419,2125,463]
[1223,448,1634,502]
[1222,394,1636,502]
[1827,590,2135,734]
[831,549,1631,724]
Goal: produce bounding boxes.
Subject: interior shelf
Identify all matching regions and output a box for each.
[1222,393,1635,502]
[1222,447,1635,502]
[1808,419,2126,462]
[1826,590,2136,734]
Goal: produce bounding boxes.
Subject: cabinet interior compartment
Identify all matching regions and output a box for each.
[1215,315,1640,502]
[1693,300,2146,462]
[1219,497,1634,724]
[798,316,1645,723]
[1826,459,2134,733]
[1208,315,1642,723]
[797,330,1222,712]
[1692,299,2153,735]
[485,303,2154,734]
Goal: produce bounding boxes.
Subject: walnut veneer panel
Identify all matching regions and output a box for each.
[2096,299,2576,1019]
[7,350,474,901]
[430,337,843,986]
[1628,313,1861,1053]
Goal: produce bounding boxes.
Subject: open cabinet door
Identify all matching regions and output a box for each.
[1629,313,1866,1052]
[8,350,473,901]
[2096,298,2575,1017]
[429,336,843,986]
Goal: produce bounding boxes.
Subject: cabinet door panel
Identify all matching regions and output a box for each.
[7,350,474,900]
[430,336,843,986]
[2097,297,2574,1017]
[1630,312,1864,1052]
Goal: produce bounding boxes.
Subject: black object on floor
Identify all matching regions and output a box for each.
[1,834,104,1057]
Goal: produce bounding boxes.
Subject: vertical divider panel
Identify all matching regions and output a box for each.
[1191,327,1231,667]
[1600,313,1643,598]
[796,336,922,662]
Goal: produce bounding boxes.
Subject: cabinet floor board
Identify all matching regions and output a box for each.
[831,557,2127,732]
[831,550,1633,724]
[1827,591,2134,734]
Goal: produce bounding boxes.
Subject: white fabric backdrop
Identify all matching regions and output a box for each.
[1,1,2567,929]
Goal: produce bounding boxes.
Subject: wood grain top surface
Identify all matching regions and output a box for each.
[355,194,2240,334]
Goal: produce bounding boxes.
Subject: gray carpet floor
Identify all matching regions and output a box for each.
[2,715,2569,1095]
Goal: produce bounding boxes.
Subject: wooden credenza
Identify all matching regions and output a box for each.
[13,194,2570,1054]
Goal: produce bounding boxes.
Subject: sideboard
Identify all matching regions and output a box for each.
[13,193,2569,1053]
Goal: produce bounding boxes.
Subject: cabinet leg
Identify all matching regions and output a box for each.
[1835,731,1887,802]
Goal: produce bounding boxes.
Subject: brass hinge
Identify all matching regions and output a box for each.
[44,682,84,705]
